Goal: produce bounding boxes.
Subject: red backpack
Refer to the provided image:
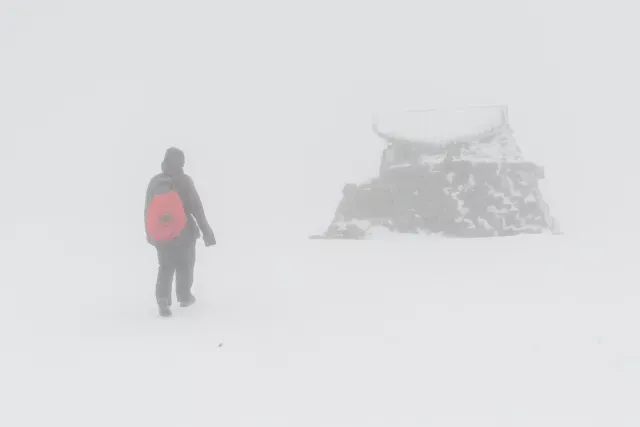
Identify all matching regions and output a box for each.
[146,176,188,243]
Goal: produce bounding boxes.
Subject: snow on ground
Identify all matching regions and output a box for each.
[2,230,638,427]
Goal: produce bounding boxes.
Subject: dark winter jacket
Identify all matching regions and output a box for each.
[144,147,215,245]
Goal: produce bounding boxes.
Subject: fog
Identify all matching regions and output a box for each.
[4,0,638,248]
[1,1,639,425]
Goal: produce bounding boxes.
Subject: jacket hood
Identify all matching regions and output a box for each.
[161,147,185,176]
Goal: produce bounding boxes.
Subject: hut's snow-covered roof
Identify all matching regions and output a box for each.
[373,105,509,146]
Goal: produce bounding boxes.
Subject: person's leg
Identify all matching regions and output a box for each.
[156,245,177,308]
[175,239,196,305]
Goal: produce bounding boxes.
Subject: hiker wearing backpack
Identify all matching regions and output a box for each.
[144,147,216,317]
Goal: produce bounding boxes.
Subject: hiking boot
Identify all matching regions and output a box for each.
[180,295,196,308]
[158,298,172,317]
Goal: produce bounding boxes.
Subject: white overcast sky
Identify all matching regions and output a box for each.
[1,0,638,244]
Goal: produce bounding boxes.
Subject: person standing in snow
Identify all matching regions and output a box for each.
[144,147,216,317]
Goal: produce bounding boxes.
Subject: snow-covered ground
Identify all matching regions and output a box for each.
[3,0,640,426]
[2,232,639,426]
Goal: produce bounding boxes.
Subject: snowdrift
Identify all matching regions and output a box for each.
[316,106,557,239]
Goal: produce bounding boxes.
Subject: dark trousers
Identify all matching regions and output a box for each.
[155,239,196,305]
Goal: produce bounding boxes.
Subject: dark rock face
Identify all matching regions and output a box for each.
[318,122,557,239]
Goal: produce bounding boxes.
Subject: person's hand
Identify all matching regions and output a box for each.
[203,233,216,247]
